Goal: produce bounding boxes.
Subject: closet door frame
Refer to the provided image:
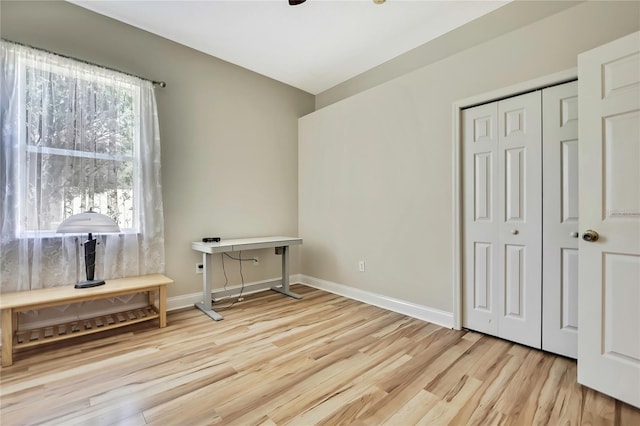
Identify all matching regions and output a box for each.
[452,68,577,330]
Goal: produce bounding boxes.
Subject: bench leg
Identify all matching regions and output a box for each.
[2,309,13,367]
[159,285,167,328]
[148,289,156,307]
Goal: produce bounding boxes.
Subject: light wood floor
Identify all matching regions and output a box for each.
[1,285,638,425]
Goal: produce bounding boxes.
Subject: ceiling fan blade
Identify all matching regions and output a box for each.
[289,0,307,5]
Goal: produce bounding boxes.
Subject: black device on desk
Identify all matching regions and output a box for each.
[202,237,221,243]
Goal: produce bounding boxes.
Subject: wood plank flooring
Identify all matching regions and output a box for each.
[1,285,639,425]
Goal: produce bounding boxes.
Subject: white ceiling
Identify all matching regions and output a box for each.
[69,0,509,94]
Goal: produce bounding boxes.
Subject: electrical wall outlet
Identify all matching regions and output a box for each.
[253,256,259,266]
[358,260,365,272]
[196,263,203,274]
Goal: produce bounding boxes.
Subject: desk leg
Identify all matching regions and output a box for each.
[271,246,302,300]
[194,252,223,321]
[1,309,13,367]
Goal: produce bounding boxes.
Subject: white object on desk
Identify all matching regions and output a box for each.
[191,236,303,321]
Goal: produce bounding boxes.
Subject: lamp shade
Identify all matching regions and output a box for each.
[56,210,121,234]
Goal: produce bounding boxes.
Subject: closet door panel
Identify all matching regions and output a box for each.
[504,244,525,317]
[561,139,579,222]
[473,242,492,311]
[474,152,493,221]
[505,148,525,221]
[561,248,579,329]
[542,81,579,358]
[463,103,499,335]
[497,91,542,349]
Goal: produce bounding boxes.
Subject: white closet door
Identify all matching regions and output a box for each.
[497,92,542,348]
[542,81,579,359]
[463,92,542,348]
[462,102,499,336]
[578,31,640,408]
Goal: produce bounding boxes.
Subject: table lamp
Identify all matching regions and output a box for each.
[56,209,121,288]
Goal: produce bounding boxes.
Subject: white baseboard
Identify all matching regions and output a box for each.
[298,274,454,329]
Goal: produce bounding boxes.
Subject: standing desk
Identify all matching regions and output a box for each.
[191,236,303,321]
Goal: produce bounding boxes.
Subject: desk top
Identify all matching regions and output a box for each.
[191,236,302,254]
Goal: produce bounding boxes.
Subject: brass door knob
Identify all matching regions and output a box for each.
[582,230,599,242]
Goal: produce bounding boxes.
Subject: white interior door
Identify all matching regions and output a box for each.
[462,102,499,336]
[578,31,640,408]
[497,92,542,348]
[463,92,542,349]
[542,81,579,359]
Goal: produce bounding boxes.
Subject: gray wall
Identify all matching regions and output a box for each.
[1,1,315,299]
[299,1,640,313]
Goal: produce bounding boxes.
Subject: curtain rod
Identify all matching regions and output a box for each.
[2,38,166,88]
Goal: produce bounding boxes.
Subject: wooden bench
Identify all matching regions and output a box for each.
[0,274,173,367]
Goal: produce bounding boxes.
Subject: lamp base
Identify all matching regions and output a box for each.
[75,280,106,289]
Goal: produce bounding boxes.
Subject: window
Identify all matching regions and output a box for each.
[20,63,140,234]
[1,40,165,291]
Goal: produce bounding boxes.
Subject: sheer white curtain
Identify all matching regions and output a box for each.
[0,40,164,293]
